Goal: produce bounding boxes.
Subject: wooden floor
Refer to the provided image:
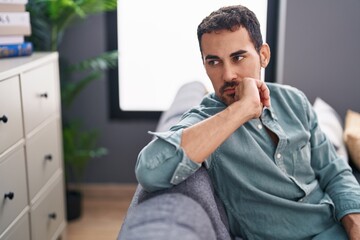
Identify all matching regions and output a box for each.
[64,184,137,240]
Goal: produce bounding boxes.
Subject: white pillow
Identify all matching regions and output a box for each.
[344,110,360,170]
[313,98,348,162]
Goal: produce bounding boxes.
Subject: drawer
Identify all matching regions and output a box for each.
[0,213,30,240]
[30,177,65,240]
[26,120,61,200]
[0,76,23,155]
[20,62,60,134]
[0,147,28,234]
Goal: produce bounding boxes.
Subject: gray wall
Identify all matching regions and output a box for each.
[60,0,360,183]
[280,0,360,119]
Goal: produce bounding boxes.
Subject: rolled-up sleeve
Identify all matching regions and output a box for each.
[303,92,360,220]
[135,129,201,192]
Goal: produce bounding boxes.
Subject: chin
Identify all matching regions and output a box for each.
[220,95,236,106]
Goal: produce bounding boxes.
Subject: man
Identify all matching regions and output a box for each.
[135,5,360,239]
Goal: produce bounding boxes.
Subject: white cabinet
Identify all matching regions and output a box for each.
[0,76,23,154]
[21,62,59,134]
[0,147,28,235]
[26,120,62,201]
[0,53,66,240]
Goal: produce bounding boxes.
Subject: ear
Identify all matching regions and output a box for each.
[259,43,271,68]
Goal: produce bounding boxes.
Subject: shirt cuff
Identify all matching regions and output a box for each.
[170,156,201,185]
[149,129,201,185]
[332,192,360,220]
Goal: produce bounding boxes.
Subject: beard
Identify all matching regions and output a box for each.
[219,81,239,106]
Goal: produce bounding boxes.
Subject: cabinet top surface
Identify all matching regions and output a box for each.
[0,52,58,80]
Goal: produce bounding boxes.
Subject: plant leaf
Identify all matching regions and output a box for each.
[62,71,102,107]
[27,0,117,50]
[68,50,118,72]
[63,120,108,182]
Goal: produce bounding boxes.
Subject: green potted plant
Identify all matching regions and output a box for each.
[26,0,118,220]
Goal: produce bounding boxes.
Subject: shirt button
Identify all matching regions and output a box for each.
[257,124,263,130]
[276,153,282,159]
[175,176,179,179]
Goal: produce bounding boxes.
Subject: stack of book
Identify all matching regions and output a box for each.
[0,0,32,59]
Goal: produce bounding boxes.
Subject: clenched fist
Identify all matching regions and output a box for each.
[233,78,271,119]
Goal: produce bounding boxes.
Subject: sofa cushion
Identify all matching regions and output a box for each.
[313,97,348,162]
[155,81,207,132]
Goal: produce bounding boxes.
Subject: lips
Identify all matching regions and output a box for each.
[223,88,235,95]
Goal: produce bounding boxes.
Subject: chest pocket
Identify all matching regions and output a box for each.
[293,142,315,180]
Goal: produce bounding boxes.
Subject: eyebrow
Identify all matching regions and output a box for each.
[230,50,247,57]
[204,50,248,61]
[204,54,219,60]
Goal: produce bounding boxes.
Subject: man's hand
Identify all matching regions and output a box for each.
[341,213,360,239]
[181,78,270,164]
[233,78,271,119]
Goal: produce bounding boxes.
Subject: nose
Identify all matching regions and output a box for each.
[222,62,237,82]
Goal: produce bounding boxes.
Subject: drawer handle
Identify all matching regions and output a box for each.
[44,154,53,161]
[48,212,57,220]
[4,192,14,200]
[40,93,48,98]
[0,115,8,123]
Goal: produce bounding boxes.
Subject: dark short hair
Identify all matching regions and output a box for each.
[197,5,263,54]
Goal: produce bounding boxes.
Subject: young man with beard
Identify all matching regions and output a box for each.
[135,5,360,239]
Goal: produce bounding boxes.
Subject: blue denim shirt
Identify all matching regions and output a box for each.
[136,83,360,239]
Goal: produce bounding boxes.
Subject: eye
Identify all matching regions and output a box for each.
[232,55,244,63]
[207,59,220,66]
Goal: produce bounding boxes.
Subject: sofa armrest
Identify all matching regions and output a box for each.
[118,167,232,240]
[118,193,216,240]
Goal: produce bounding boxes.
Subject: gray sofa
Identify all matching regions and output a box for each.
[117,81,360,240]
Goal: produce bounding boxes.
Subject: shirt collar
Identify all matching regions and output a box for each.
[262,106,278,121]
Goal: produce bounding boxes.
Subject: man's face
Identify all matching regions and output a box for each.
[201,27,269,105]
